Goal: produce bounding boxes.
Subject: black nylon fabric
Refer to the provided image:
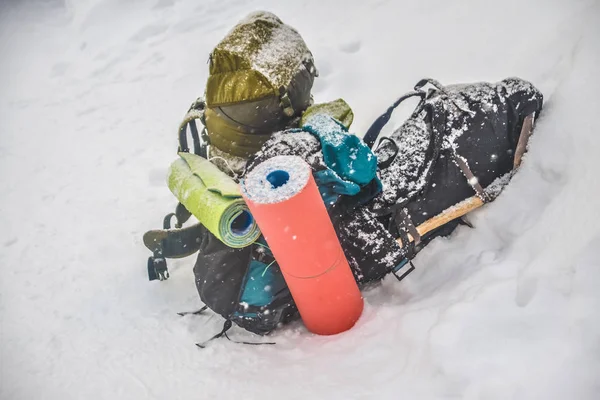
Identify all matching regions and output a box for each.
[245,77,543,285]
[205,58,316,157]
[330,205,406,283]
[190,77,544,336]
[230,261,298,336]
[193,225,298,334]
[373,77,544,227]
[245,130,406,285]
[193,225,253,319]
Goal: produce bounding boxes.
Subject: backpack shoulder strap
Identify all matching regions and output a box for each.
[178,98,209,157]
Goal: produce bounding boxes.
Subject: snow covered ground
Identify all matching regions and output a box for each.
[1,0,600,398]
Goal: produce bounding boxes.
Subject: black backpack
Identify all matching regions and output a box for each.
[191,225,298,342]
[364,77,544,262]
[147,77,544,343]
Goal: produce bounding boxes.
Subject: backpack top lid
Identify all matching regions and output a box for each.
[206,11,314,107]
[203,11,317,158]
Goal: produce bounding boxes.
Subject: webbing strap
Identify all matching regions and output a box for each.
[451,152,490,202]
[161,205,192,231]
[393,259,416,282]
[393,207,421,246]
[382,205,421,257]
[514,113,535,169]
[279,86,295,117]
[375,137,399,169]
[363,91,426,149]
[223,332,276,347]
[401,209,421,246]
[195,320,276,348]
[177,305,209,317]
[178,98,208,157]
[173,203,192,229]
[196,320,233,348]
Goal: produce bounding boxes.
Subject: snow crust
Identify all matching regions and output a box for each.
[218,11,311,88]
[1,0,600,399]
[242,156,310,204]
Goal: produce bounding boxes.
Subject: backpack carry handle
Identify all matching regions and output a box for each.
[178,98,209,158]
[178,120,203,155]
[363,91,425,149]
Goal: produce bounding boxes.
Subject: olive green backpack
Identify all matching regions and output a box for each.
[180,11,319,162]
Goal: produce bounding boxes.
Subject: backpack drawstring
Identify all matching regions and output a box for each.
[177,305,209,317]
[196,320,276,349]
[196,320,233,348]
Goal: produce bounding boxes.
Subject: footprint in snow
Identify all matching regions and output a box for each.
[205,23,227,34]
[131,23,169,43]
[539,168,565,185]
[311,78,330,96]
[477,250,498,265]
[339,40,362,54]
[51,62,69,77]
[4,238,18,248]
[141,52,165,67]
[153,0,175,9]
[173,17,204,34]
[516,277,538,307]
[315,57,332,78]
[148,169,167,187]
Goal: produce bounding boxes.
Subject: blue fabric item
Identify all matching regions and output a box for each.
[315,169,361,207]
[392,258,409,272]
[303,115,378,184]
[302,114,382,206]
[239,260,285,308]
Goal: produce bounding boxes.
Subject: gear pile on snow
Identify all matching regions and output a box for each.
[248,77,543,286]
[143,11,544,343]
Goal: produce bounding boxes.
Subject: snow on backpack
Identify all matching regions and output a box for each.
[150,77,543,345]
[144,18,543,344]
[143,11,320,344]
[362,77,544,274]
[190,226,297,342]
[244,77,544,287]
[177,11,318,170]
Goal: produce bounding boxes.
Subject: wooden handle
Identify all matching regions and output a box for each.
[397,196,484,247]
[396,112,536,247]
[514,114,534,169]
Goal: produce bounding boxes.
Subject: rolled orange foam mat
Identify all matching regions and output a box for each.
[242,156,363,335]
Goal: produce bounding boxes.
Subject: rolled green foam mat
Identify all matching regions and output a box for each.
[167,152,260,248]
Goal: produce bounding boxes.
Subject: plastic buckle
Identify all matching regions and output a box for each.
[148,256,169,281]
[392,259,415,283]
[279,87,295,117]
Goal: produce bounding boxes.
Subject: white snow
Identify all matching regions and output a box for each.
[219,11,311,87]
[242,155,310,204]
[1,0,600,399]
